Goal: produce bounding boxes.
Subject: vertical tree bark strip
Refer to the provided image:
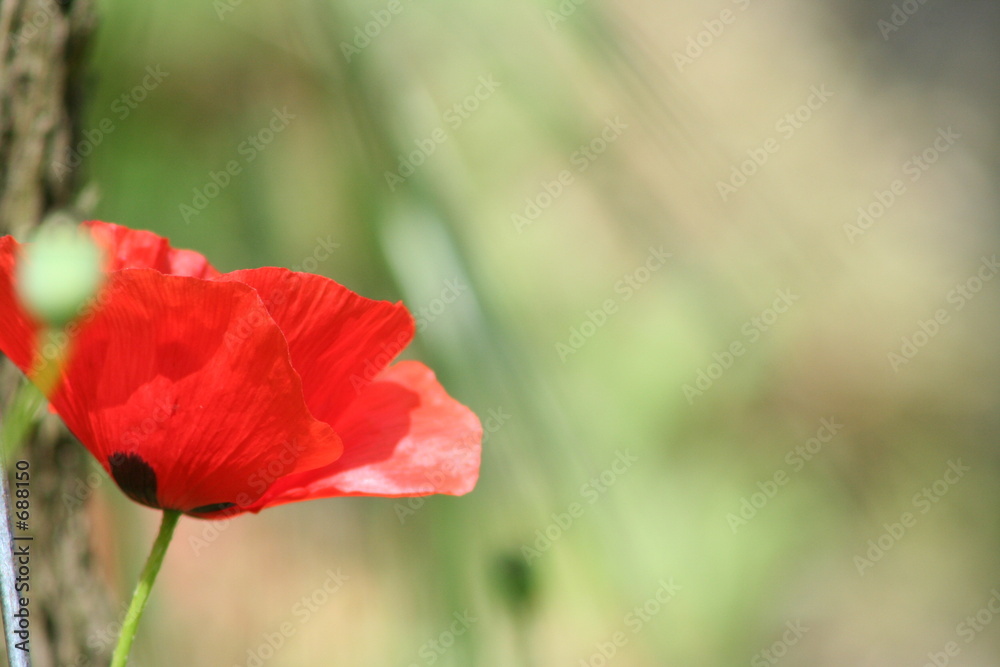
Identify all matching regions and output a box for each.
[0,1,115,666]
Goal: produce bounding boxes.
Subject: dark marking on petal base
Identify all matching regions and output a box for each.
[108,452,160,509]
[189,502,237,515]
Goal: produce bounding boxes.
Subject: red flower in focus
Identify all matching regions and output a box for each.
[0,221,481,518]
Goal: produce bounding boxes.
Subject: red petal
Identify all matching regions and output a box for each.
[49,269,342,513]
[83,220,220,278]
[219,268,414,423]
[0,236,43,369]
[251,361,481,508]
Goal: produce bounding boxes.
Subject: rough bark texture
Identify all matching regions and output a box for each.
[0,1,116,666]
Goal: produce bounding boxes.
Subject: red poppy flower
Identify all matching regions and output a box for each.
[0,221,481,518]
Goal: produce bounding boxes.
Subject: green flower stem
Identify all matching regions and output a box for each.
[0,379,45,459]
[111,509,182,667]
[2,328,71,459]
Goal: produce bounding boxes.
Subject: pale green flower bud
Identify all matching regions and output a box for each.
[16,224,104,328]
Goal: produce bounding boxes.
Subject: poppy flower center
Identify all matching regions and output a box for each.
[189,502,237,515]
[107,452,239,515]
[108,452,160,509]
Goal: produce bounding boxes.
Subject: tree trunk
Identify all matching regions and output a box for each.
[0,1,116,666]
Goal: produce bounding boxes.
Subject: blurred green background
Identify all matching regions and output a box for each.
[65,0,1000,664]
